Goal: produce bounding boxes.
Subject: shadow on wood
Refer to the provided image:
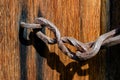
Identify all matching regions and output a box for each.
[18,4,105,80]
[19,23,90,80]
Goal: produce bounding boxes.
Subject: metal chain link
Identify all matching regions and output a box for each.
[20,17,120,60]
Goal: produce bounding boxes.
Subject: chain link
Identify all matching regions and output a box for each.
[20,17,120,60]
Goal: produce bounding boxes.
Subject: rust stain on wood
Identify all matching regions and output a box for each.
[0,0,108,80]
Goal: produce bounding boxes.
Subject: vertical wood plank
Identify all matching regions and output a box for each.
[0,0,20,80]
[19,0,42,80]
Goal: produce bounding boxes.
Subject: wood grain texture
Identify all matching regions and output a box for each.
[0,0,20,80]
[0,0,108,80]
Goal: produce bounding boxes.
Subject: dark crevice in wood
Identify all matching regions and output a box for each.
[106,0,120,80]
[19,4,28,80]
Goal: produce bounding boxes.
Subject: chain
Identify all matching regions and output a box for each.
[20,17,120,60]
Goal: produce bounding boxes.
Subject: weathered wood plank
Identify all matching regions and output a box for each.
[0,0,20,80]
[0,0,108,80]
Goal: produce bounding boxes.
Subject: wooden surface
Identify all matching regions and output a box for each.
[0,0,108,80]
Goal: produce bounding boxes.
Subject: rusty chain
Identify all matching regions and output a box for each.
[20,17,120,60]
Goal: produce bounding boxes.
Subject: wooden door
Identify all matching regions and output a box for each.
[0,0,109,80]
